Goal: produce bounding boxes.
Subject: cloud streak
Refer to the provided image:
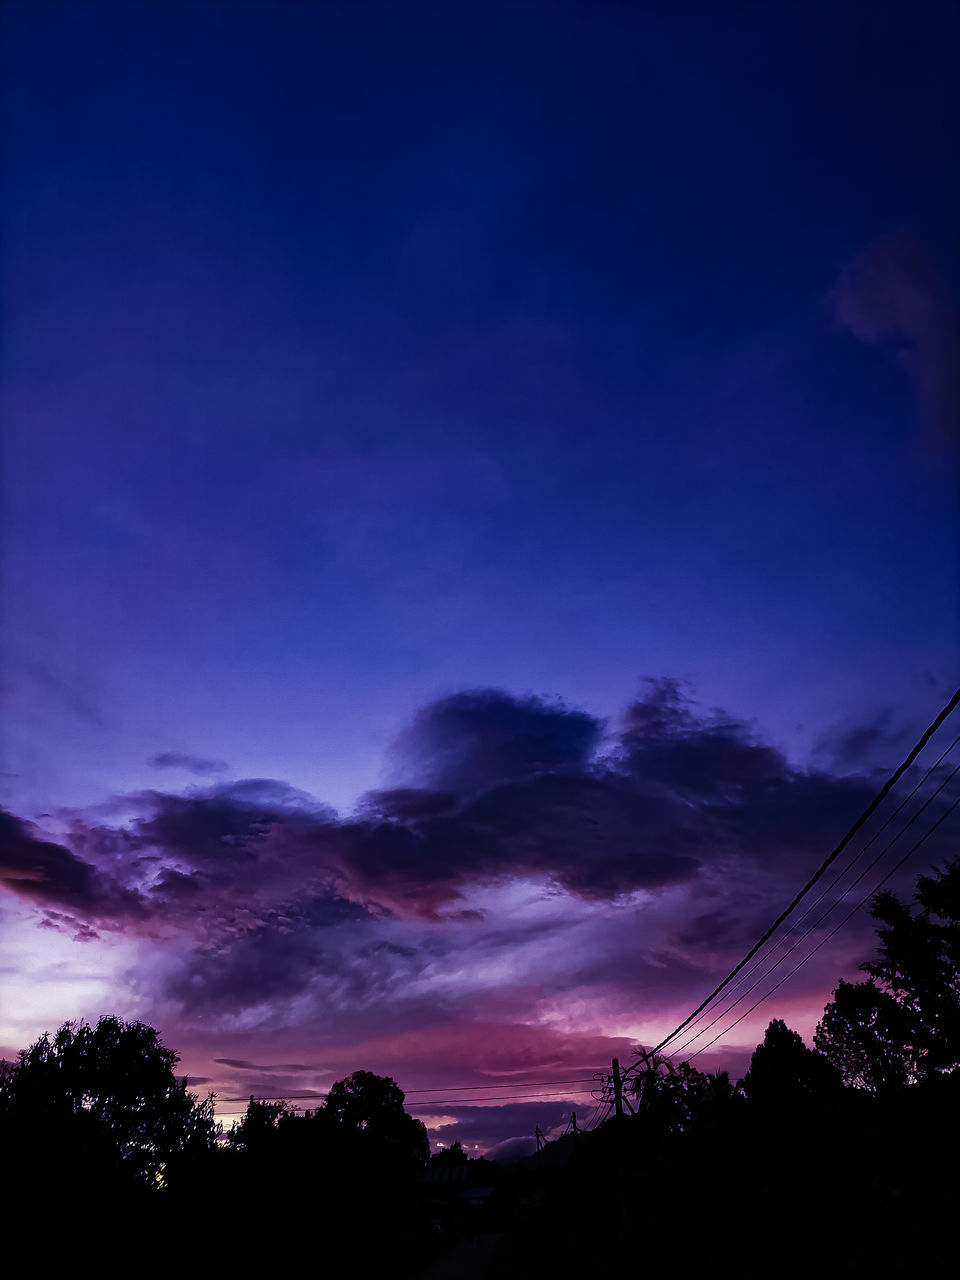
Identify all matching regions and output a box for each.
[148,752,229,776]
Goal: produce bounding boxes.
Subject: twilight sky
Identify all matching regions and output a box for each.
[1,1,959,1153]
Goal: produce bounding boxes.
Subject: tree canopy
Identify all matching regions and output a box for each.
[318,1069,429,1165]
[814,978,913,1095]
[863,860,960,1074]
[0,1015,218,1191]
[742,1017,842,1109]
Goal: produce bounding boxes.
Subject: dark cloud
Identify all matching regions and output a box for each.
[339,681,899,913]
[387,689,602,796]
[213,1059,315,1072]
[64,781,343,938]
[0,809,144,924]
[6,683,945,977]
[341,768,704,914]
[122,779,333,867]
[813,708,914,774]
[678,907,773,953]
[163,895,375,1014]
[148,752,229,776]
[620,678,787,794]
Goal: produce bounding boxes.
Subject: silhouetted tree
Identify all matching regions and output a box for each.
[432,1139,469,1165]
[814,978,913,1095]
[0,1016,218,1192]
[228,1096,292,1150]
[627,1054,740,1133]
[862,857,960,1075]
[325,1068,429,1165]
[743,1018,841,1110]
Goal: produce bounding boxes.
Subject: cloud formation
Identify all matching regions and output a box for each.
[7,679,950,1152]
[0,810,144,928]
[148,752,229,776]
[4,679,951,1069]
[387,689,601,796]
[214,1058,315,1072]
[4,681,936,942]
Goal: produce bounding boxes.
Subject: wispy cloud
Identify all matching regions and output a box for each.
[835,232,960,450]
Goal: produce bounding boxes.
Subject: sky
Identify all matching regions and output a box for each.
[1,0,959,1154]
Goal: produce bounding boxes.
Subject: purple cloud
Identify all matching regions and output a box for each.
[148,752,229,776]
[387,689,602,796]
[213,1059,315,1072]
[5,681,950,1034]
[0,809,144,926]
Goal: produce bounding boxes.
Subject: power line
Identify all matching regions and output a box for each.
[406,1087,602,1106]
[670,768,960,1059]
[663,733,960,1053]
[219,1086,601,1106]
[582,1072,613,1131]
[628,686,960,1075]
[583,1099,605,1131]
[588,1100,613,1130]
[665,759,960,1060]
[217,1094,327,1104]
[216,1074,604,1104]
[404,1075,601,1094]
[683,790,960,1064]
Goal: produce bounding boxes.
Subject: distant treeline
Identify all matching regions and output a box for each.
[4,858,960,1278]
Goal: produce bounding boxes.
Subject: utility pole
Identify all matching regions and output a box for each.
[571,1111,578,1138]
[535,1124,545,1152]
[612,1057,624,1120]
[611,1059,628,1242]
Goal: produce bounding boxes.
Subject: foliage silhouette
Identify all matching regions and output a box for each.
[325,1067,430,1164]
[814,977,914,1094]
[863,857,960,1074]
[742,1017,843,1110]
[0,1015,217,1194]
[431,1139,469,1165]
[626,1054,741,1135]
[5,856,960,1275]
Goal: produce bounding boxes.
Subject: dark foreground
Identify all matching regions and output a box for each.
[5,1073,958,1280]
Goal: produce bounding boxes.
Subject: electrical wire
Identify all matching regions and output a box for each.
[405,1087,602,1106]
[663,734,960,1052]
[404,1075,601,1093]
[621,686,960,1078]
[588,1100,613,1130]
[583,1100,605,1131]
[219,1085,603,1106]
[683,790,960,1064]
[665,760,960,1060]
[218,1094,327,1103]
[214,696,960,1135]
[216,1074,604,1104]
